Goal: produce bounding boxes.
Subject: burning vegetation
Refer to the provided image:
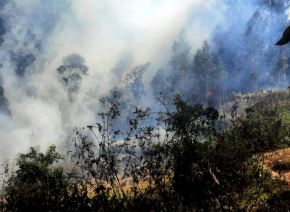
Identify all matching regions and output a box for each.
[1,91,290,211]
[2,0,290,211]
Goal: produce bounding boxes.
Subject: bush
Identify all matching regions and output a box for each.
[3,146,68,211]
[1,96,290,211]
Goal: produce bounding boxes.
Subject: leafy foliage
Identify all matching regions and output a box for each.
[57,53,88,98]
[3,146,68,211]
[1,94,290,211]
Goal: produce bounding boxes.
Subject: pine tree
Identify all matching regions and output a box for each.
[193,41,215,105]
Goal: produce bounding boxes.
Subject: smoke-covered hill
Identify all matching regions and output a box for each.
[1,0,290,160]
[152,0,290,106]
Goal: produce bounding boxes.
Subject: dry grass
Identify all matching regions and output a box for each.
[261,148,290,187]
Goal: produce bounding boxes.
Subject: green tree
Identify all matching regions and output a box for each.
[193,41,219,104]
[4,146,68,211]
[170,33,191,78]
[57,53,88,99]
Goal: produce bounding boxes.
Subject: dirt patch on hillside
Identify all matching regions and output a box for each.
[262,148,290,187]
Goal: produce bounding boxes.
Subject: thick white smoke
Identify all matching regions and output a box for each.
[0,0,221,160]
